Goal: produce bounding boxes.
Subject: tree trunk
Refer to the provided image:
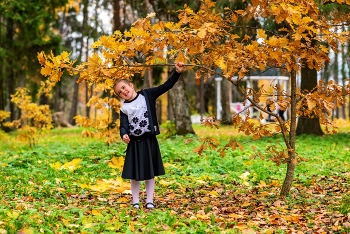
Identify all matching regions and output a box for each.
[85,37,91,118]
[296,65,324,136]
[280,70,297,197]
[69,0,89,125]
[199,75,205,118]
[169,72,195,135]
[6,18,16,121]
[143,68,153,89]
[0,69,4,111]
[333,50,339,119]
[69,78,79,125]
[167,92,174,121]
[340,41,346,119]
[113,0,121,32]
[0,16,4,111]
[221,78,232,124]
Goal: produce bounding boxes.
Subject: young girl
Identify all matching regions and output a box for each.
[114,62,184,209]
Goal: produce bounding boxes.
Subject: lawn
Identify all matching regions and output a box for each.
[0,120,349,233]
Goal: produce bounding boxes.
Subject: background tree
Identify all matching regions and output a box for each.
[215,0,260,125]
[0,0,66,122]
[296,1,350,134]
[148,0,197,135]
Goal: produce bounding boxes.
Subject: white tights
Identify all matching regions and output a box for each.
[130,179,155,205]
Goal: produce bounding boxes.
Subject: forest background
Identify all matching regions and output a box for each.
[2,0,350,133]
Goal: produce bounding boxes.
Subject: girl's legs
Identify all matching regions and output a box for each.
[145,178,155,208]
[131,180,140,208]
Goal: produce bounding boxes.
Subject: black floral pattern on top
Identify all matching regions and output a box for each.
[134,129,142,135]
[139,120,147,128]
[143,111,148,118]
[132,117,139,124]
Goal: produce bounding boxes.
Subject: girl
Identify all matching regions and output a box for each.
[114,62,184,209]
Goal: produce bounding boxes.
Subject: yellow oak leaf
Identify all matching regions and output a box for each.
[50,161,61,170]
[62,158,82,172]
[7,211,20,219]
[215,56,226,71]
[37,52,46,65]
[307,98,316,110]
[41,66,52,76]
[17,228,34,234]
[197,28,207,39]
[210,190,219,197]
[108,156,124,171]
[91,210,103,216]
[257,29,267,40]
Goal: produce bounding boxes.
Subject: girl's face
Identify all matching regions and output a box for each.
[114,81,137,101]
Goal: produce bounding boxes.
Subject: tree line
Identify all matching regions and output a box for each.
[1,1,350,138]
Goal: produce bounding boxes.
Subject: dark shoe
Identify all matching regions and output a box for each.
[132,203,140,209]
[145,202,155,209]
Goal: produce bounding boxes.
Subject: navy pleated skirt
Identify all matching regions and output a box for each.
[122,133,165,181]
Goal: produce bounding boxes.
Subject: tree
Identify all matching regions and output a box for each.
[68,0,89,125]
[296,1,350,134]
[38,0,350,196]
[0,0,66,120]
[296,66,324,135]
[216,0,256,125]
[148,0,197,135]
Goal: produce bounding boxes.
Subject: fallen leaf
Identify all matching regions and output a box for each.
[17,229,34,234]
[91,210,103,216]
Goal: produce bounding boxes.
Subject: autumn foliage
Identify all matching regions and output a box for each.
[4,88,53,147]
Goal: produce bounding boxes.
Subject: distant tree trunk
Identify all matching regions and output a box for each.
[147,0,195,132]
[199,75,205,118]
[69,0,89,125]
[0,16,4,111]
[204,79,215,114]
[348,42,350,120]
[341,41,347,119]
[322,55,330,82]
[0,69,4,111]
[6,18,16,121]
[296,65,324,136]
[167,91,174,121]
[111,0,122,122]
[280,70,297,197]
[53,85,60,112]
[69,78,79,125]
[143,69,153,89]
[169,72,195,135]
[221,79,232,124]
[85,83,90,118]
[333,49,339,119]
[39,93,49,105]
[85,37,91,118]
[113,0,121,32]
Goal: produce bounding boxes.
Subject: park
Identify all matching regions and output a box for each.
[1,0,350,233]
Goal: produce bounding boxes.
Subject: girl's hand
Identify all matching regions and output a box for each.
[122,134,130,144]
[175,62,185,73]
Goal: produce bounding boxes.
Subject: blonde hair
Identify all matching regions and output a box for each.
[114,79,133,98]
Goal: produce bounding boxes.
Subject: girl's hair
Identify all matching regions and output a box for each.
[114,79,133,98]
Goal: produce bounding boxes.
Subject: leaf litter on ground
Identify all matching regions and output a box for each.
[0,124,349,233]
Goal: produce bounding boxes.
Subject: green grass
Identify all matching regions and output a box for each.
[0,123,349,233]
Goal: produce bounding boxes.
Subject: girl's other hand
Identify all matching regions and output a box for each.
[122,134,130,144]
[175,62,184,73]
